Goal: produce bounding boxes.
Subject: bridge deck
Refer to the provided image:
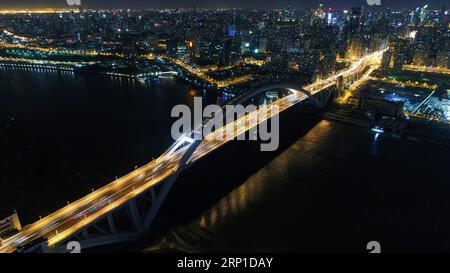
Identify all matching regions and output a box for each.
[0,50,384,253]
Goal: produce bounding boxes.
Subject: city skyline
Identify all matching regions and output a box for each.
[0,0,447,10]
[0,1,449,255]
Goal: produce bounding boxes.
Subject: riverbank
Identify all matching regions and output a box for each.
[140,113,450,253]
[324,108,450,148]
[0,68,213,225]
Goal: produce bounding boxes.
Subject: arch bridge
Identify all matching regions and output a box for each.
[0,50,384,253]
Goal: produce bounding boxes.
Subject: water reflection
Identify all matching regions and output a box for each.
[143,120,335,252]
[198,120,334,229]
[0,67,206,223]
[371,132,381,156]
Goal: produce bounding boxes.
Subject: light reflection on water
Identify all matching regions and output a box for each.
[144,120,337,252]
[144,117,450,253]
[0,67,209,222]
[198,120,334,229]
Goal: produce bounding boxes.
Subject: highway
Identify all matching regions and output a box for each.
[403,64,450,75]
[156,55,254,88]
[0,50,384,253]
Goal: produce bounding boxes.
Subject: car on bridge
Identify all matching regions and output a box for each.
[74,197,110,220]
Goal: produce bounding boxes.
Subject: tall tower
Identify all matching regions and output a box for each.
[442,6,449,26]
[419,5,428,25]
[381,49,392,70]
[336,75,345,99]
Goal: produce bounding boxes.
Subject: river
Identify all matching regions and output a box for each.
[1,67,450,252]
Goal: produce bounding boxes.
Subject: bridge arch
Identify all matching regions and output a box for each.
[227,83,320,107]
[139,82,325,232]
[38,82,329,253]
[179,82,325,165]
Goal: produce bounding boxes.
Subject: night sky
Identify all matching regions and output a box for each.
[0,0,447,9]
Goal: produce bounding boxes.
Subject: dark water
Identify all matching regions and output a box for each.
[0,67,216,221]
[0,68,213,175]
[1,68,450,253]
[146,118,450,253]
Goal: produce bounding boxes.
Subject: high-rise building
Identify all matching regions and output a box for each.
[177,43,188,61]
[436,50,450,68]
[317,50,337,79]
[223,39,232,66]
[393,53,405,72]
[336,75,345,98]
[297,49,321,80]
[348,7,362,35]
[346,36,365,59]
[419,5,429,24]
[381,49,392,70]
[227,25,237,37]
[413,49,430,66]
[390,38,407,72]
[441,7,449,26]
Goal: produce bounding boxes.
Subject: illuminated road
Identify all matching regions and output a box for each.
[1,29,125,58]
[338,66,377,103]
[403,64,450,76]
[0,50,384,253]
[155,55,254,88]
[0,56,98,67]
